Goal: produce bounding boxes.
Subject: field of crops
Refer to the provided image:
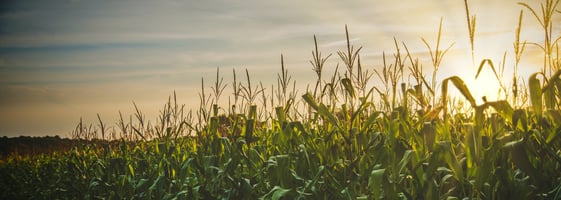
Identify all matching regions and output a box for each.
[2,0,561,199]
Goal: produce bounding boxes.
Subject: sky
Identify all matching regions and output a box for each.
[0,0,557,137]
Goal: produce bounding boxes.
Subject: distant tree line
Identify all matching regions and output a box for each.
[0,136,75,159]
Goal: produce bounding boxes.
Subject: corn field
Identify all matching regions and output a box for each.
[1,0,561,199]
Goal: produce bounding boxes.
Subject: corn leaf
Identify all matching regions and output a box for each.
[529,73,543,115]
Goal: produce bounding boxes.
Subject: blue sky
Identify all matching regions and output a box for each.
[0,0,555,137]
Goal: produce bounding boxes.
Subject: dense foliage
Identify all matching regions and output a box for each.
[2,0,561,199]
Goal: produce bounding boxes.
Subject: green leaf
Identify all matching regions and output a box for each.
[262,186,292,200]
[485,100,514,119]
[306,165,325,191]
[475,59,502,86]
[363,112,382,127]
[512,109,528,131]
[341,78,355,98]
[503,138,523,149]
[128,164,135,177]
[422,123,436,151]
[275,106,287,124]
[529,73,542,115]
[369,168,386,200]
[398,150,413,174]
[542,70,561,110]
[272,187,291,200]
[318,104,340,130]
[442,76,476,107]
[245,119,255,143]
[302,93,319,111]
[149,176,165,192]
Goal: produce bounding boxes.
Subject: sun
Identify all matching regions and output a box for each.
[465,71,503,105]
[440,57,506,106]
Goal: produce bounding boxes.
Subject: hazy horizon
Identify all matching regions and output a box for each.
[0,0,555,137]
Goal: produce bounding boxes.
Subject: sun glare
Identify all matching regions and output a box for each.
[442,55,507,106]
[465,71,502,104]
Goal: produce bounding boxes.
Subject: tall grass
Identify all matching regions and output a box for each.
[2,0,561,199]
